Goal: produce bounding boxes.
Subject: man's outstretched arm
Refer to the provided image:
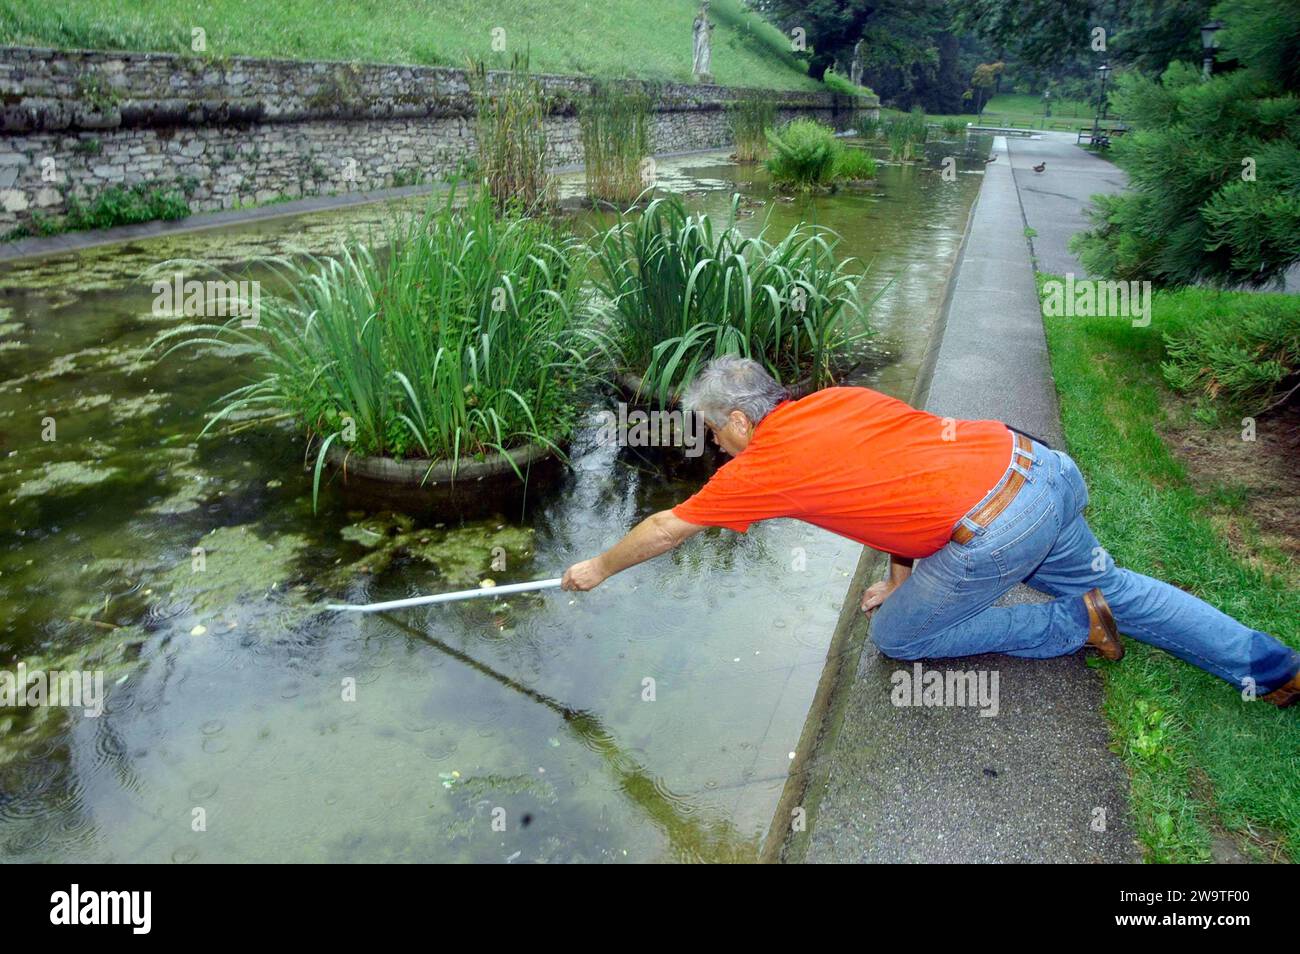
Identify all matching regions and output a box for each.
[562,510,705,591]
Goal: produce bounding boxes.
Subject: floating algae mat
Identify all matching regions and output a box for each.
[0,147,988,861]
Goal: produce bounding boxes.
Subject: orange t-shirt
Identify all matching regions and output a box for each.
[672,387,1013,559]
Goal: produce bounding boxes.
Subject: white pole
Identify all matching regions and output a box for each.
[325,578,564,613]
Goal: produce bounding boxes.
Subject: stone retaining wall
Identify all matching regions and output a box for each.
[0,47,878,230]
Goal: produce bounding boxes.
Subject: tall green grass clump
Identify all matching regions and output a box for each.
[832,146,876,181]
[941,117,966,137]
[855,114,883,139]
[580,82,652,207]
[468,54,555,212]
[155,189,605,508]
[728,94,777,162]
[886,108,929,161]
[591,194,873,404]
[765,118,839,188]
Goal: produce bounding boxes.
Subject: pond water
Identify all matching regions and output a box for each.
[0,138,988,862]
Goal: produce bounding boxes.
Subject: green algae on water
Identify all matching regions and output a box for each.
[108,392,169,423]
[61,394,114,413]
[143,463,212,515]
[330,512,536,585]
[159,523,310,614]
[12,460,126,500]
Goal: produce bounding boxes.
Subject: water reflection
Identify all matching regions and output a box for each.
[382,613,757,862]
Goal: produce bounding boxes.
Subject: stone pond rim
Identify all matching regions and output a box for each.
[323,440,565,516]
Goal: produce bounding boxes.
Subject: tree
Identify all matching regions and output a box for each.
[759,0,894,81]
[847,1,990,113]
[970,61,1004,116]
[959,0,1216,75]
[1212,0,1300,91]
[1071,0,1300,288]
[920,30,967,114]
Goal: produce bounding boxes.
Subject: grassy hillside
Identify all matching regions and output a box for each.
[0,0,819,90]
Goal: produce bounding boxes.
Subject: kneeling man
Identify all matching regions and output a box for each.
[562,356,1300,706]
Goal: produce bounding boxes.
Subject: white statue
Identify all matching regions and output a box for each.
[850,38,864,88]
[692,2,714,80]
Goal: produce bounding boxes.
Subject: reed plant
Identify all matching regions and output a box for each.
[832,146,877,181]
[155,188,606,508]
[590,193,874,405]
[856,114,883,139]
[467,54,555,212]
[886,108,929,161]
[580,82,652,207]
[727,94,777,162]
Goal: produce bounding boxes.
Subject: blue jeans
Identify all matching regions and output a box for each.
[871,439,1300,695]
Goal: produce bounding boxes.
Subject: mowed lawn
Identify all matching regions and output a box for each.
[0,0,819,89]
[880,93,1098,130]
[978,91,1094,122]
[1041,277,1300,863]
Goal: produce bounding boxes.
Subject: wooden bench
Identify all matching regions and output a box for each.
[1077,122,1130,148]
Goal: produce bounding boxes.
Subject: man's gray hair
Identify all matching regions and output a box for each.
[681,355,791,428]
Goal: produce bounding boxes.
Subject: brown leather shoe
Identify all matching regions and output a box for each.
[1262,671,1300,708]
[1083,588,1124,661]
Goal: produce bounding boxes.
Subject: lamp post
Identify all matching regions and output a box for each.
[1092,63,1111,139]
[1201,19,1223,78]
[1043,88,1052,122]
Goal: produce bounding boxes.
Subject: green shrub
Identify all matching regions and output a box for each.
[832,146,876,181]
[765,118,839,188]
[155,188,607,508]
[941,117,965,137]
[580,83,652,206]
[590,193,873,404]
[4,210,65,240]
[1159,288,1300,414]
[62,182,189,231]
[727,94,777,162]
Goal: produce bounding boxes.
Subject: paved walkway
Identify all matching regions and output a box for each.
[1005,132,1127,276]
[796,133,1140,863]
[1009,133,1299,292]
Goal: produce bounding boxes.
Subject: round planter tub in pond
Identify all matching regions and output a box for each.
[324,442,565,517]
